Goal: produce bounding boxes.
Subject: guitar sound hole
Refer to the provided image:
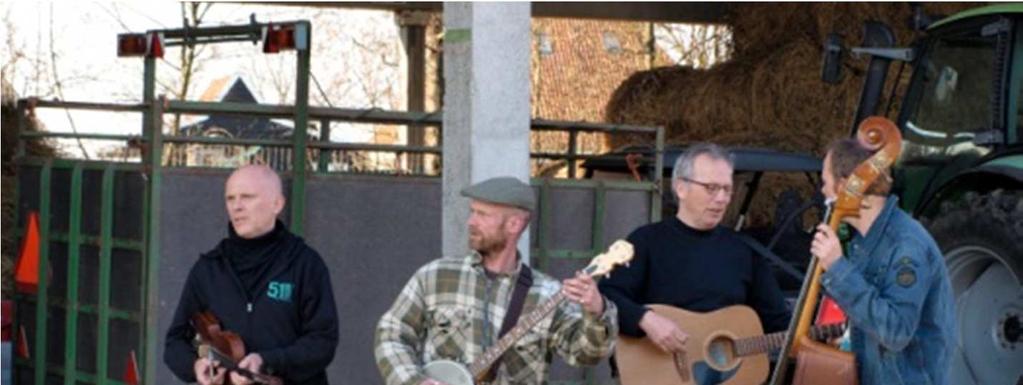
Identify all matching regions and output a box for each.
[706,335,737,370]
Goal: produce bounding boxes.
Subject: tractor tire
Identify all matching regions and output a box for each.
[923,189,1023,385]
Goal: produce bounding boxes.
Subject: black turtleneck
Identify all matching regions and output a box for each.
[598,215,790,336]
[165,219,339,385]
[225,220,288,297]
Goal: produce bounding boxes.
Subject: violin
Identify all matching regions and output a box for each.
[191,311,284,385]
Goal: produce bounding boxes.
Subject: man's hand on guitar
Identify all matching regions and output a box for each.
[194,357,226,385]
[638,310,689,353]
[562,272,604,315]
[230,353,264,385]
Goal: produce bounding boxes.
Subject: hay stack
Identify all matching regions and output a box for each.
[605,3,978,227]
[607,35,856,152]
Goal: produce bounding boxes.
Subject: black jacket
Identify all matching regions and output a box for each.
[599,216,791,336]
[164,222,339,384]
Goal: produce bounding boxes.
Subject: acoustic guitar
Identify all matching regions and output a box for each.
[422,240,634,385]
[616,305,844,385]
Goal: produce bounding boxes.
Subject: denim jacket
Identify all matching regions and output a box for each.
[821,197,957,385]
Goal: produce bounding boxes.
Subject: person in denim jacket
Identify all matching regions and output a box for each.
[811,139,956,385]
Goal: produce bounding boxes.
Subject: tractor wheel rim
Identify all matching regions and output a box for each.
[946,245,1022,385]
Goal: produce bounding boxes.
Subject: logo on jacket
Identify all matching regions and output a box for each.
[267,281,294,302]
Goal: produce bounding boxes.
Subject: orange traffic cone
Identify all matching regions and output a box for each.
[14,212,41,294]
[16,325,29,359]
[124,350,140,385]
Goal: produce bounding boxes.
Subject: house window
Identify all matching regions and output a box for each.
[602,31,622,54]
[537,32,553,57]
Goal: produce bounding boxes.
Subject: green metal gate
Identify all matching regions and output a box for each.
[13,160,148,385]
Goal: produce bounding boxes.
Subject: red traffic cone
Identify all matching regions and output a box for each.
[14,212,41,294]
[16,325,30,359]
[124,350,140,385]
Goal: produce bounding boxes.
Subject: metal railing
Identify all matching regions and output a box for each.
[17,97,662,177]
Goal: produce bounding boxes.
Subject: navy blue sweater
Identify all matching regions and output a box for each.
[164,222,339,384]
[599,216,790,336]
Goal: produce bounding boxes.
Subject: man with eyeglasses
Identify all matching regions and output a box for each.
[599,143,790,360]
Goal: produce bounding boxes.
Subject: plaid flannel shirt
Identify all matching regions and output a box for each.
[375,252,618,385]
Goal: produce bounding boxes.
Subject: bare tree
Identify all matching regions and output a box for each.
[46,3,90,158]
[654,23,732,68]
[163,2,213,165]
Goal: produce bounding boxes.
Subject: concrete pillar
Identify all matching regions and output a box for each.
[442,2,532,260]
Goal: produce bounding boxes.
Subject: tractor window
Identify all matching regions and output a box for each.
[901,31,996,161]
[1018,64,1022,135]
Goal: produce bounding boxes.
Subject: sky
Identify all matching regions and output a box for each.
[2,1,407,159]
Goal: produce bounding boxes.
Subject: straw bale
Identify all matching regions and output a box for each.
[608,37,855,153]
[605,3,979,228]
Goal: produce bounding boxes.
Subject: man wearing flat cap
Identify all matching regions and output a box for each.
[374,176,619,385]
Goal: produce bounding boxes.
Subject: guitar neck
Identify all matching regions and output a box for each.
[734,322,845,357]
[467,291,567,377]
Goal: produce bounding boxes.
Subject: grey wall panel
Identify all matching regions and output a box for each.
[539,187,595,251]
[157,169,233,384]
[602,190,652,247]
[304,175,442,385]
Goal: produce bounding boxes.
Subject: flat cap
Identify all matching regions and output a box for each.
[460,176,535,212]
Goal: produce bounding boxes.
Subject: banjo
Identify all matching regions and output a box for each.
[422,240,634,385]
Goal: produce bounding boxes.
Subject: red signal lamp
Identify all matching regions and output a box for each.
[117,32,164,58]
[117,33,147,57]
[262,23,297,54]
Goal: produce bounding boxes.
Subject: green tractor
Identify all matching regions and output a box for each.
[823,4,1023,384]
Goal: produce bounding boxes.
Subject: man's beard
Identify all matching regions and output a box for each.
[469,229,507,255]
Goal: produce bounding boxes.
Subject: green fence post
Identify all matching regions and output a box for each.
[16,100,28,157]
[567,129,578,178]
[34,161,52,385]
[317,118,331,174]
[11,154,21,385]
[63,164,83,385]
[290,21,312,236]
[96,165,114,385]
[536,179,553,270]
[591,180,606,252]
[141,55,163,385]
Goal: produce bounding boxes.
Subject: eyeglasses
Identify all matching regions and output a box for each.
[681,177,733,196]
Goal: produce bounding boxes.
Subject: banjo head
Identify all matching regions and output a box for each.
[423,360,475,385]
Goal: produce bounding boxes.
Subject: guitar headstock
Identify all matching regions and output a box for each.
[584,240,634,278]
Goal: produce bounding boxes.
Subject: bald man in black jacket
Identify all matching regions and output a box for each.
[164,165,338,385]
